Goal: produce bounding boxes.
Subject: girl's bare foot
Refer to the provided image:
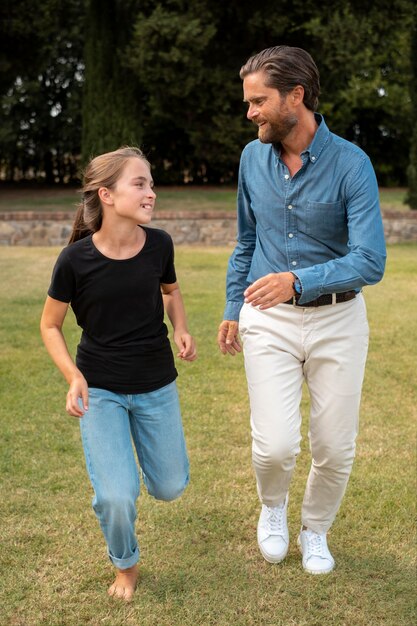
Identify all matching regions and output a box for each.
[107,564,139,602]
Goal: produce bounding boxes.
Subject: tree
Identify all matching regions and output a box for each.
[0,0,85,182]
[125,0,251,183]
[406,8,417,208]
[0,0,414,185]
[126,0,315,183]
[125,0,413,185]
[303,0,413,186]
[81,0,143,163]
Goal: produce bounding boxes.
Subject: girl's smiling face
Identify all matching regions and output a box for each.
[103,157,156,224]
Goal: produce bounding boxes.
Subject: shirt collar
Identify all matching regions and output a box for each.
[303,113,329,163]
[273,113,330,163]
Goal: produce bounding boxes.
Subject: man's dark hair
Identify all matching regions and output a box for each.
[240,46,320,111]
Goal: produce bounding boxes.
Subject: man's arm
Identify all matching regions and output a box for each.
[223,169,257,320]
[218,161,256,354]
[295,155,386,304]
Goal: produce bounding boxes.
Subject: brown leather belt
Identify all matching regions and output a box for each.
[283,290,357,307]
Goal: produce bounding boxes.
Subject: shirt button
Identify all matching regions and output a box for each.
[284,174,290,180]
[288,233,294,238]
[288,204,293,210]
[311,156,316,162]
[291,261,297,266]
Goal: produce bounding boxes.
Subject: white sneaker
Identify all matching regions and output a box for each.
[298,528,335,574]
[257,495,289,563]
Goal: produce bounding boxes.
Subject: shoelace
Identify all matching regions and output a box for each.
[306,531,325,556]
[266,504,285,534]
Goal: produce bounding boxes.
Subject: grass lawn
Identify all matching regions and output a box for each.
[0,244,416,626]
[0,185,411,213]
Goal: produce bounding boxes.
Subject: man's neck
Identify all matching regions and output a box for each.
[281,110,318,158]
[280,111,318,176]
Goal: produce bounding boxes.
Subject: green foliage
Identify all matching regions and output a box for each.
[304,0,413,186]
[406,9,417,208]
[124,0,414,185]
[125,0,252,183]
[407,136,417,209]
[125,0,305,183]
[0,0,85,182]
[81,0,144,163]
[0,0,415,185]
[0,0,52,94]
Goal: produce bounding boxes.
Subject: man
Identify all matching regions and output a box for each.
[217,46,386,574]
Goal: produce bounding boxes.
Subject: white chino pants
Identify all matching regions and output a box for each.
[239,294,369,534]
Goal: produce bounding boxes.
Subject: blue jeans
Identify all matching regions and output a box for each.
[79,381,189,569]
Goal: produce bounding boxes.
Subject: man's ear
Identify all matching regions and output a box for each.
[291,85,305,106]
[98,187,113,205]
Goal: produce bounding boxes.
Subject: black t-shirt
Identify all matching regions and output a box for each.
[48,227,178,393]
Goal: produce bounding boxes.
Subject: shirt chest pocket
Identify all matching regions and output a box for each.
[305,200,346,240]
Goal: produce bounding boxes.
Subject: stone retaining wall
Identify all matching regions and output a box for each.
[0,210,416,246]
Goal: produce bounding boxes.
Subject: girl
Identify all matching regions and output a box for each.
[40,146,196,602]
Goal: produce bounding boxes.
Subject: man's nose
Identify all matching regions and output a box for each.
[247,104,258,120]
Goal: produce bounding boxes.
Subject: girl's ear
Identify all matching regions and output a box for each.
[98,187,113,205]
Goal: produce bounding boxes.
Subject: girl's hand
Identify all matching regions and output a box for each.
[174,331,197,361]
[66,375,89,417]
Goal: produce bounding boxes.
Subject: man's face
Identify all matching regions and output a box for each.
[243,71,298,144]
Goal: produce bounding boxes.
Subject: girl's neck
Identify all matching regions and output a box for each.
[92,223,146,260]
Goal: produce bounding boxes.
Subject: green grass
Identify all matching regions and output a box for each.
[0,186,411,213]
[378,188,410,210]
[0,244,416,625]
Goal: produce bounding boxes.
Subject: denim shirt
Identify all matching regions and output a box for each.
[224,115,386,320]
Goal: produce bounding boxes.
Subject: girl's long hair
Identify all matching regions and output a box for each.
[69,146,150,244]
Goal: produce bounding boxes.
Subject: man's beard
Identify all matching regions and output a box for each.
[257,114,298,144]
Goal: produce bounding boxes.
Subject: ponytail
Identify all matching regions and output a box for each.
[68,202,93,244]
[68,191,103,244]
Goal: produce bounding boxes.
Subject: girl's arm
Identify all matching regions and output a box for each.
[40,296,88,417]
[161,282,197,361]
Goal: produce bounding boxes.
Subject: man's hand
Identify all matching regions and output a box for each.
[244,272,295,309]
[217,320,242,356]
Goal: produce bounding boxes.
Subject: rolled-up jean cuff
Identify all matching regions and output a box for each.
[108,546,140,569]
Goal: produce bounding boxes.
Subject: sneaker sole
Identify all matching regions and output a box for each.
[258,542,289,564]
[302,564,335,575]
